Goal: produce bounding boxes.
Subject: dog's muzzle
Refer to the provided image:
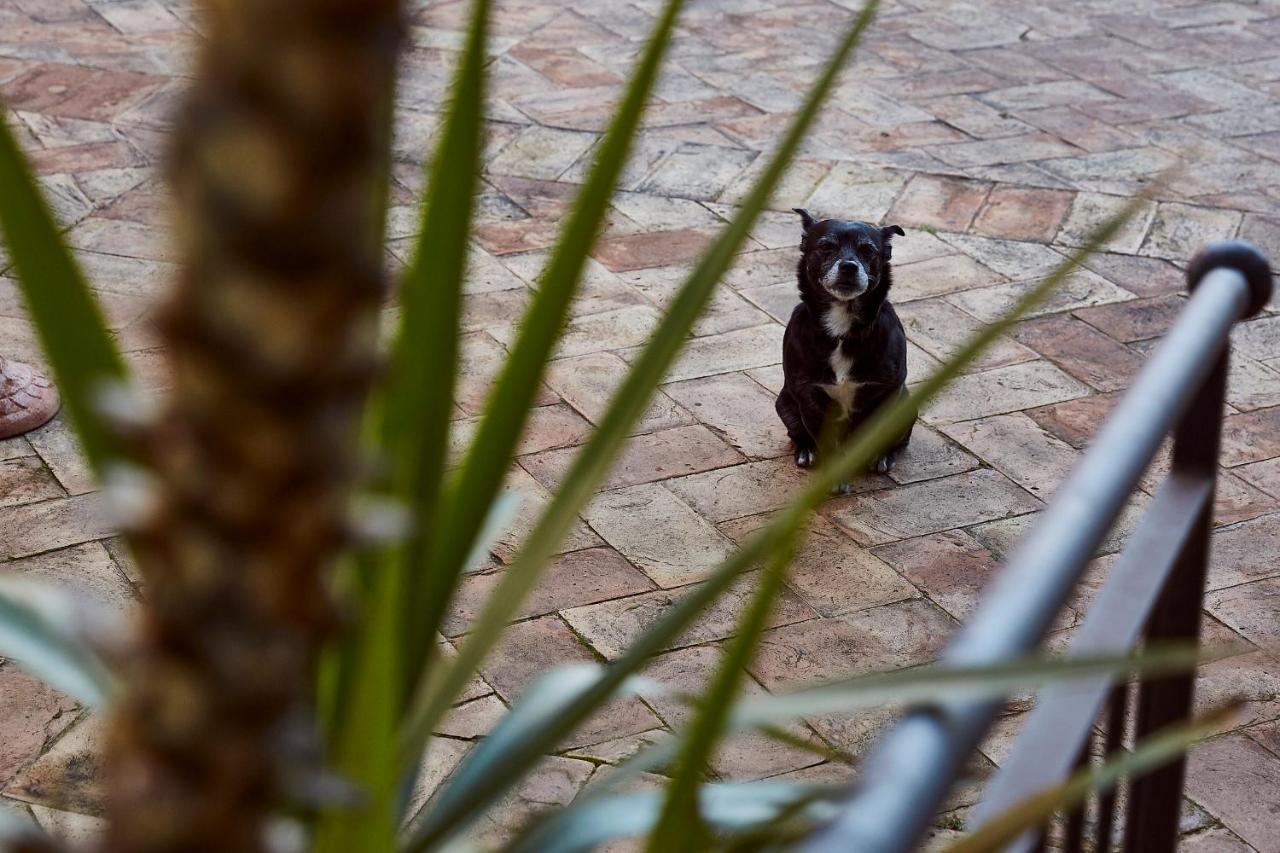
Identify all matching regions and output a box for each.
[821,259,870,300]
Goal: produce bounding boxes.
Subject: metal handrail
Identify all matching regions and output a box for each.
[801,242,1273,853]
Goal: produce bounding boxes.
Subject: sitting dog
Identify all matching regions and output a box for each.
[775,209,914,485]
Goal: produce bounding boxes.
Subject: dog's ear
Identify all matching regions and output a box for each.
[882,224,905,238]
[793,208,816,233]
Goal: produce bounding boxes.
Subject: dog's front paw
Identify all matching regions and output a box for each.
[795,446,816,468]
[870,452,898,474]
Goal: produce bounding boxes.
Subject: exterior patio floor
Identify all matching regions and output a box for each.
[2,0,1280,846]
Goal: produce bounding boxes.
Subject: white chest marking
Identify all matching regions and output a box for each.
[823,344,861,417]
[822,302,854,338]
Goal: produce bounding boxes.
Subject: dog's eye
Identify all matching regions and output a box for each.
[817,237,837,250]
[857,244,874,257]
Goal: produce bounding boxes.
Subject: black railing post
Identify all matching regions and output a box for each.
[1123,352,1225,852]
[799,242,1271,853]
[1123,240,1274,850]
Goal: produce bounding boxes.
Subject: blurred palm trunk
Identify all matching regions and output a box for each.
[104,1,402,850]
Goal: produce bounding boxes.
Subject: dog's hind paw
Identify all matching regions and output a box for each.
[795,447,816,468]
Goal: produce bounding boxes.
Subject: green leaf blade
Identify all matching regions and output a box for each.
[0,112,127,475]
[647,544,799,853]
[0,574,119,708]
[380,0,492,691]
[400,181,1144,852]
[315,0,493,846]
[403,0,883,765]
[399,6,884,847]
[415,0,690,653]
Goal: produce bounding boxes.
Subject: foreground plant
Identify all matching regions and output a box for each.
[0,0,1203,850]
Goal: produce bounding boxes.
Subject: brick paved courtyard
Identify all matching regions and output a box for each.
[3,0,1280,847]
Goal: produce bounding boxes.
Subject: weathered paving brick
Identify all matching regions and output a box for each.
[491,466,601,563]
[1073,293,1186,342]
[0,456,63,508]
[945,269,1132,324]
[451,403,590,461]
[1133,337,1280,414]
[738,281,799,324]
[798,166,911,222]
[621,264,772,337]
[872,530,1000,622]
[922,360,1090,425]
[591,228,716,272]
[1183,733,1280,853]
[1012,105,1137,153]
[748,600,955,753]
[480,615,661,749]
[970,185,1074,242]
[608,191,721,231]
[5,716,105,815]
[721,247,797,291]
[1056,192,1157,254]
[0,494,113,561]
[492,303,662,358]
[625,323,784,383]
[888,425,980,485]
[487,125,598,181]
[923,93,1032,141]
[1233,315,1280,363]
[971,495,1148,560]
[896,299,1037,373]
[823,469,1041,546]
[977,80,1117,112]
[663,372,790,459]
[455,332,557,415]
[720,513,918,617]
[561,572,817,660]
[888,174,991,233]
[580,483,734,587]
[1024,393,1118,449]
[443,547,653,637]
[1079,252,1184,298]
[1193,648,1280,734]
[1203,513,1280,591]
[544,351,693,436]
[636,646,822,780]
[5,542,136,611]
[664,458,860,524]
[0,666,78,788]
[1223,354,1280,413]
[1039,147,1180,196]
[942,413,1080,500]
[1236,457,1280,501]
[467,756,597,847]
[522,423,744,491]
[638,143,759,202]
[892,254,1003,303]
[1139,203,1242,261]
[1211,472,1277,528]
[929,132,1081,170]
[939,233,1069,280]
[1013,314,1143,393]
[752,598,955,685]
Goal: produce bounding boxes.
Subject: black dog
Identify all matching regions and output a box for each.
[775,209,914,487]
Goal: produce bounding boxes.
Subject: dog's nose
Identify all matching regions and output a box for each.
[839,259,858,273]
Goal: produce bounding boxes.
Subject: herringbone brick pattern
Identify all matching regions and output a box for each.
[2,0,1280,846]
